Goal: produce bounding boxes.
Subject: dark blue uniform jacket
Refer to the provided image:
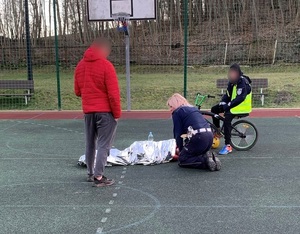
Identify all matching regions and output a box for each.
[172,106,210,151]
[222,76,252,110]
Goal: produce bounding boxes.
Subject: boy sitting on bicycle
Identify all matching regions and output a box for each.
[211,63,252,155]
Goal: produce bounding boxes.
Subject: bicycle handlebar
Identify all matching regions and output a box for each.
[195,93,216,109]
[196,93,215,99]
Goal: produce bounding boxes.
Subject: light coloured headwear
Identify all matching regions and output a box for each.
[167,93,191,111]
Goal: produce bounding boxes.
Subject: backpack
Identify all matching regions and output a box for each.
[243,75,252,84]
[242,75,252,94]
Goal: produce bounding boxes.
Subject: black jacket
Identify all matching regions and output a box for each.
[222,76,252,110]
[172,106,210,151]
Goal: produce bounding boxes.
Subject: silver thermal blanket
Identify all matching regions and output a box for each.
[78,139,176,166]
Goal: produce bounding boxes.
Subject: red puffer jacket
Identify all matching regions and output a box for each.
[74,46,121,118]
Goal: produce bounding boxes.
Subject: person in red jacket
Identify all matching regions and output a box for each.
[74,38,121,187]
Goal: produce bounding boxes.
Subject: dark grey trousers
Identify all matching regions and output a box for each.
[84,113,117,177]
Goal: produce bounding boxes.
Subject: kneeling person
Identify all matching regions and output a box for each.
[167,94,221,171]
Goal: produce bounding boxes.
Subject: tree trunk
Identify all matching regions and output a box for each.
[271,0,279,39]
[223,0,232,43]
[251,0,259,42]
[76,0,84,43]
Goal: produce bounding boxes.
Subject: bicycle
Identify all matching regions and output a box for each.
[195,93,258,151]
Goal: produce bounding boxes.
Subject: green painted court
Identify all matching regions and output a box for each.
[0,117,300,234]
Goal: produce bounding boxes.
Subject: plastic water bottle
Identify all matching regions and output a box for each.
[148,132,154,141]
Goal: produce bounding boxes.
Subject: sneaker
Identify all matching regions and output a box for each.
[212,152,221,171]
[87,175,94,182]
[93,176,115,187]
[206,152,217,171]
[219,145,233,155]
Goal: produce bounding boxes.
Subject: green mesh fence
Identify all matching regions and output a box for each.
[0,0,300,110]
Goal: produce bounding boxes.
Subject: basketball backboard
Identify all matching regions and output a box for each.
[87,0,157,21]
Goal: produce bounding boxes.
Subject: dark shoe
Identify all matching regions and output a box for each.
[87,175,94,182]
[93,176,115,187]
[212,152,222,171]
[206,151,216,171]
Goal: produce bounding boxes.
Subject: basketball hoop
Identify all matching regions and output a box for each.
[87,0,157,112]
[112,12,130,35]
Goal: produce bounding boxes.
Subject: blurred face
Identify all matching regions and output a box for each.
[100,44,111,58]
[168,103,176,113]
[228,69,240,83]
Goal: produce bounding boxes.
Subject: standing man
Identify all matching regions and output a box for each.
[211,64,252,155]
[75,38,121,187]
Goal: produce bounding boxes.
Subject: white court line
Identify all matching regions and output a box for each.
[1,158,72,160]
[220,157,300,159]
[0,113,44,133]
[1,204,300,209]
[5,119,84,135]
[96,166,128,234]
[0,181,163,234]
[109,200,114,205]
[99,185,161,234]
[0,205,113,208]
[5,141,75,157]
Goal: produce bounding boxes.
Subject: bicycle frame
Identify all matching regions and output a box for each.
[201,111,246,139]
[195,93,246,139]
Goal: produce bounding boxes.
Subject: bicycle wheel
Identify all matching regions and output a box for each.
[230,120,258,151]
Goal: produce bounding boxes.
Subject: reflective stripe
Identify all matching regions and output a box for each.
[230,85,252,114]
[192,128,212,135]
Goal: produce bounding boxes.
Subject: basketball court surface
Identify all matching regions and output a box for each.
[1,0,300,233]
[0,110,300,234]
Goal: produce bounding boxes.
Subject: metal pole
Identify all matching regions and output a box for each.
[24,0,33,81]
[125,28,131,111]
[183,0,188,98]
[53,0,62,110]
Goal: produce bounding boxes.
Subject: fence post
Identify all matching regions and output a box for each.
[53,0,61,111]
[183,0,188,98]
[272,39,278,65]
[125,28,131,111]
[1,48,4,68]
[24,0,33,81]
[224,43,228,65]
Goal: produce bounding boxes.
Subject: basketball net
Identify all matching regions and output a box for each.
[112,13,130,36]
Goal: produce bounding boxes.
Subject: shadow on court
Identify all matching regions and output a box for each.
[0,118,300,234]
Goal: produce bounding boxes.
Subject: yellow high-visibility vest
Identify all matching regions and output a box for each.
[229,85,252,114]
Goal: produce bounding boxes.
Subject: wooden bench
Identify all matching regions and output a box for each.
[0,80,34,105]
[216,78,268,106]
